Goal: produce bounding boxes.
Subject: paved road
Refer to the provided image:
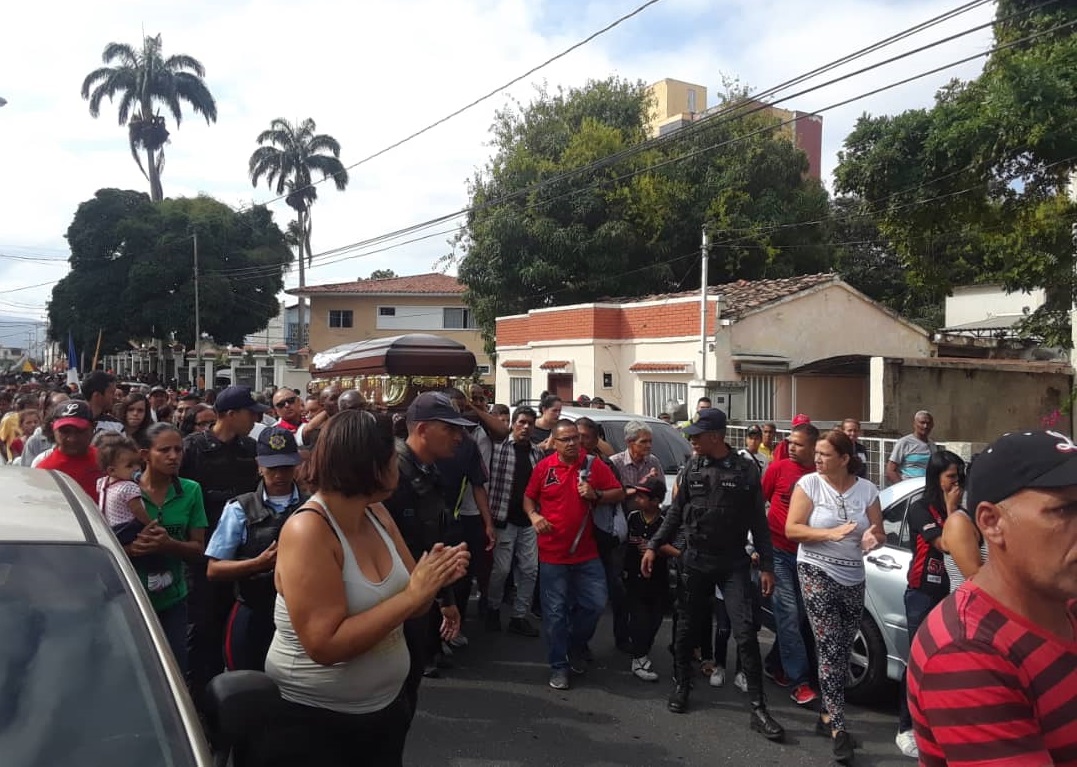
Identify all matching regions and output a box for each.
[404,611,913,767]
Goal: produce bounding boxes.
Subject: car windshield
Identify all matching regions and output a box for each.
[598,420,692,475]
[0,543,196,767]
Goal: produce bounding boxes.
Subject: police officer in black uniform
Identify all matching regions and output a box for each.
[641,408,784,740]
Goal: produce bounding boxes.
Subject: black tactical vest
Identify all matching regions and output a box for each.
[680,452,760,575]
[391,443,448,562]
[234,483,308,612]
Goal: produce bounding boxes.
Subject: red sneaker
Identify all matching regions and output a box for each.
[790,683,818,705]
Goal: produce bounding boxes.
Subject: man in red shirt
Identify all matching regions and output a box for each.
[35,400,103,499]
[761,421,819,705]
[524,419,624,691]
[908,430,1077,767]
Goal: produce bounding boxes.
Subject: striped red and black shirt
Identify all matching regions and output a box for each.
[908,581,1077,767]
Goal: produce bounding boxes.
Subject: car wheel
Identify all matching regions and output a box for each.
[845,615,887,704]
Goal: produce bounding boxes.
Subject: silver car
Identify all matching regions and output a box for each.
[847,476,926,702]
[0,466,212,766]
[558,407,692,504]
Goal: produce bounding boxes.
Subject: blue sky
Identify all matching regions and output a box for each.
[0,0,996,341]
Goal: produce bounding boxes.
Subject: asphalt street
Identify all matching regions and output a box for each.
[404,610,913,767]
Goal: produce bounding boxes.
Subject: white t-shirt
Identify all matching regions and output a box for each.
[795,473,878,587]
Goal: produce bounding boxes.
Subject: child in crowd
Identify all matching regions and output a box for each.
[95,432,171,590]
[624,476,680,682]
[8,408,41,462]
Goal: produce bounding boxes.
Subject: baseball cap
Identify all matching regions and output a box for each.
[406,392,473,426]
[256,426,301,468]
[52,400,93,430]
[746,425,763,437]
[214,385,270,414]
[634,475,667,500]
[684,407,728,435]
[792,413,811,427]
[967,430,1077,511]
[149,385,167,394]
[179,391,201,402]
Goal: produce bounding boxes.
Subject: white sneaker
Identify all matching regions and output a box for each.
[896,730,919,758]
[733,671,748,693]
[709,666,726,688]
[631,656,659,682]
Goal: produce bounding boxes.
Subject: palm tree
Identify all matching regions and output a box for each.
[249,118,349,347]
[81,34,217,202]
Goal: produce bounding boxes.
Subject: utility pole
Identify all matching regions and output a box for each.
[700,225,710,386]
[193,230,201,381]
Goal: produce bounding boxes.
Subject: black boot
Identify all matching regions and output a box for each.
[668,680,691,714]
[749,703,785,742]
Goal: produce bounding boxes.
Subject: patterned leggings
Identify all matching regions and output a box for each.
[798,562,864,733]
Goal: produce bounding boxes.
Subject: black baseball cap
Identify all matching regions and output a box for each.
[684,407,728,435]
[214,385,270,414]
[52,400,94,431]
[634,476,667,500]
[746,425,763,437]
[149,385,167,394]
[967,430,1077,511]
[256,426,301,468]
[406,392,473,426]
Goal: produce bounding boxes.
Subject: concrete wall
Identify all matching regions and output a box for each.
[794,375,869,422]
[879,357,1072,441]
[645,78,707,136]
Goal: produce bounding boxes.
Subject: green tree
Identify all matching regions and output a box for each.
[455,77,832,350]
[369,269,397,280]
[834,1,1077,342]
[249,118,348,346]
[81,35,217,202]
[48,189,292,353]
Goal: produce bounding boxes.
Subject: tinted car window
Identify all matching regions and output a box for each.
[591,420,690,475]
[0,543,196,766]
[882,498,910,548]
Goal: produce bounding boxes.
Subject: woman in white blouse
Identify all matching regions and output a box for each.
[786,429,885,765]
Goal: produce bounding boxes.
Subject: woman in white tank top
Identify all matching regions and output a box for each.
[263,410,469,767]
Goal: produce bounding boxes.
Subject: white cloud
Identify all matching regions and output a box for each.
[0,0,995,324]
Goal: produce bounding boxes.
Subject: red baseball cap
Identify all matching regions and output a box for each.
[792,413,811,426]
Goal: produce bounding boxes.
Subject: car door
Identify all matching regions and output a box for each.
[863,488,922,664]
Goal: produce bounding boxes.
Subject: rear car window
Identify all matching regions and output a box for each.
[0,543,197,766]
[592,420,691,475]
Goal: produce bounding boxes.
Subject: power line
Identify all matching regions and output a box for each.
[247,0,667,213]
[219,0,1046,281]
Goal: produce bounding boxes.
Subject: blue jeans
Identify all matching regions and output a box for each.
[771,549,810,686]
[157,600,189,678]
[539,558,608,670]
[899,587,943,731]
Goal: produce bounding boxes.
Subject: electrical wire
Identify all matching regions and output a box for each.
[219,1,1058,282]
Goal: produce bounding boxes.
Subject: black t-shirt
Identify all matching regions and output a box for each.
[506,441,534,527]
[906,498,949,597]
[531,425,552,446]
[625,509,669,596]
[434,432,487,513]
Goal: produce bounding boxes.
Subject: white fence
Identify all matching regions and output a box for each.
[725,425,904,489]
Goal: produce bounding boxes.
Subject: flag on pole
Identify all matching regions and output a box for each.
[66,330,79,386]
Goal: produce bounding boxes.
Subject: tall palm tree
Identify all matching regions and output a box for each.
[249,118,348,348]
[81,34,217,202]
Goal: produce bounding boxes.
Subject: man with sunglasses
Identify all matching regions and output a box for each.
[271,388,303,433]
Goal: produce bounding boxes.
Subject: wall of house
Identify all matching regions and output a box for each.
[879,358,1071,441]
[944,285,1046,327]
[308,294,492,382]
[794,375,869,422]
[726,285,931,367]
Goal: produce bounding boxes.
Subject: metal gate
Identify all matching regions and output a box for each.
[745,375,776,421]
[509,377,531,406]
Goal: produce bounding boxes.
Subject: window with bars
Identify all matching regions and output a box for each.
[642,381,688,418]
[509,377,531,406]
[328,310,353,329]
[745,375,776,420]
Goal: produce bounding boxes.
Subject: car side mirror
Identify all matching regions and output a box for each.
[203,671,281,753]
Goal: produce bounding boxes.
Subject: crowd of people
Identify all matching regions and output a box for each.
[3,375,1074,766]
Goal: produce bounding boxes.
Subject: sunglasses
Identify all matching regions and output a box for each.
[274,396,298,408]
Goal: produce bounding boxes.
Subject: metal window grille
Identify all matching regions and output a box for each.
[642,381,688,418]
[745,376,776,421]
[509,377,531,405]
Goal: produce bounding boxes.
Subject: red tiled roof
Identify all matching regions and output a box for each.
[629,362,693,373]
[539,360,571,370]
[289,272,464,296]
[606,273,838,319]
[501,359,532,369]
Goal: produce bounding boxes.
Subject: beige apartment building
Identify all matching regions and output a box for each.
[289,272,492,382]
